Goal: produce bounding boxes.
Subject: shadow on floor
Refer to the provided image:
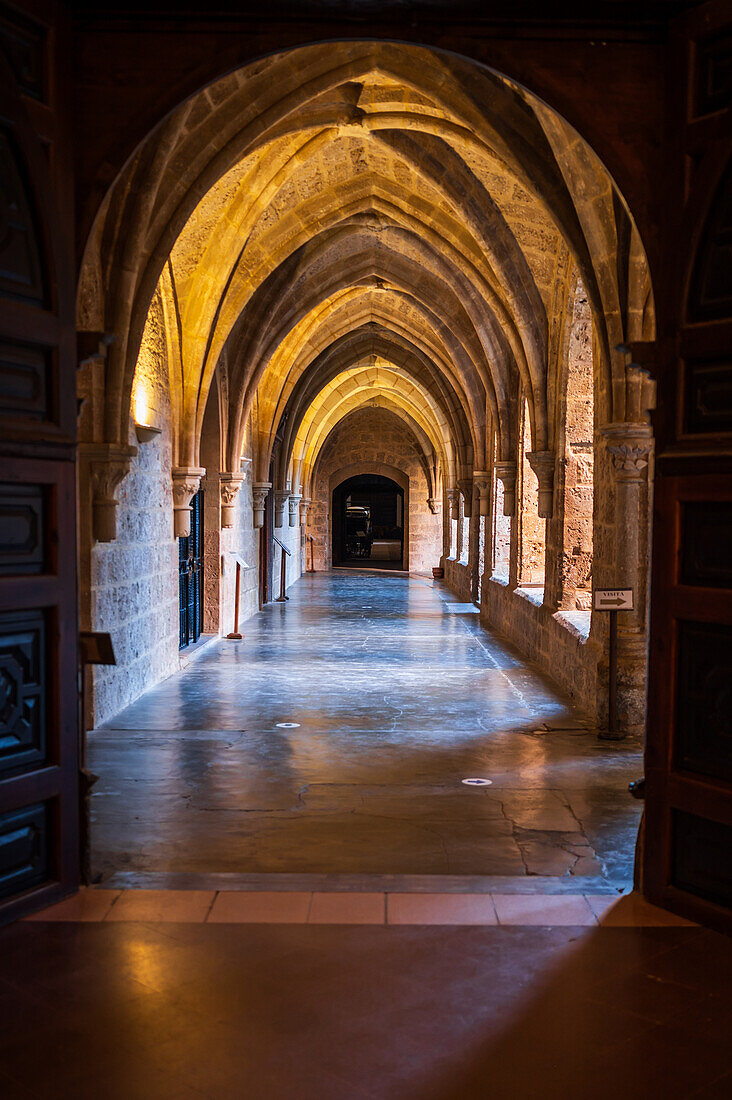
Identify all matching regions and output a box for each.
[0,914,729,1099]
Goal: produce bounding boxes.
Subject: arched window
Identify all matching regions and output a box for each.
[519,396,546,595]
[491,433,511,581]
[561,277,594,610]
[459,492,470,564]
[477,509,486,604]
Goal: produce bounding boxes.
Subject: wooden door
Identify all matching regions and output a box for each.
[644,0,732,933]
[0,1,79,923]
[179,489,203,648]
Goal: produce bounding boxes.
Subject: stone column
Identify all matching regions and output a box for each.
[603,428,653,635]
[274,489,289,528]
[596,422,653,733]
[219,473,245,528]
[81,443,138,542]
[299,497,311,526]
[288,494,302,527]
[172,466,205,538]
[494,461,517,516]
[446,487,460,521]
[252,482,271,529]
[458,477,473,518]
[526,451,555,518]
[473,471,491,517]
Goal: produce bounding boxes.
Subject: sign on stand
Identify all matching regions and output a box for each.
[593,587,635,740]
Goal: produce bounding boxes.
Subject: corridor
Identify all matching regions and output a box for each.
[90,572,642,889]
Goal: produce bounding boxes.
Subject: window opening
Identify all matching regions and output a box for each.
[562,277,594,611]
[519,397,546,597]
[492,433,511,581]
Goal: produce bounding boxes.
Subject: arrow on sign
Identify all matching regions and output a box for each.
[593,588,634,611]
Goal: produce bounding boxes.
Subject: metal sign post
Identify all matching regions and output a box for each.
[593,589,634,740]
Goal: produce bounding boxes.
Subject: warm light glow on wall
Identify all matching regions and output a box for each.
[133,381,151,427]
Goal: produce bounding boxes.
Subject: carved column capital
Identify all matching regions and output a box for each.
[427,497,442,515]
[472,470,491,517]
[526,450,555,518]
[219,473,245,528]
[602,424,653,483]
[80,442,137,542]
[446,487,460,521]
[458,477,473,519]
[288,494,302,527]
[273,489,290,529]
[494,461,517,517]
[172,466,205,538]
[252,482,271,529]
[299,497,312,526]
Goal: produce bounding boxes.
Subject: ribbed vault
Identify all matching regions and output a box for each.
[78,39,654,530]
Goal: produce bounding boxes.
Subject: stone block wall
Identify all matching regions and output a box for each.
[481,579,598,718]
[218,428,261,638]
[89,416,301,727]
[307,406,442,573]
[444,558,472,601]
[90,414,179,726]
[271,503,303,597]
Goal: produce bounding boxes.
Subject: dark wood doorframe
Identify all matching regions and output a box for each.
[0,3,80,923]
[643,1,732,934]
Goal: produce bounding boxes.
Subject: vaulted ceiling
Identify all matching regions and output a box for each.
[78,41,653,500]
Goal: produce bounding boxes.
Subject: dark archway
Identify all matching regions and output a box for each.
[332,474,405,570]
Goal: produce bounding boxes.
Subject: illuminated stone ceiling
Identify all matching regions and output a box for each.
[79,41,654,503]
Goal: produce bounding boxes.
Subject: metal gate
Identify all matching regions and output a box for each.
[179,490,203,648]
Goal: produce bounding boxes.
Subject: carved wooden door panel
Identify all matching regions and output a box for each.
[0,1,79,923]
[644,1,732,933]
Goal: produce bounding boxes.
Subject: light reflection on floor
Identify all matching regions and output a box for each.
[90,572,642,886]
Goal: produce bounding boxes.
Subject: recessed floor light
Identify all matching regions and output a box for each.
[462,777,492,786]
[276,722,300,729]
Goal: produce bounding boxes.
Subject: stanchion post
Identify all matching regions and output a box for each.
[608,608,618,735]
[594,587,632,741]
[227,560,243,639]
[276,541,289,601]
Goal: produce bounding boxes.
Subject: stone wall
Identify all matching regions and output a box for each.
[308,406,442,574]
[481,579,598,718]
[89,413,301,727]
[90,413,179,726]
[218,424,261,638]
[444,558,472,602]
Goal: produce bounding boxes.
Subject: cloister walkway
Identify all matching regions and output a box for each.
[90,572,642,891]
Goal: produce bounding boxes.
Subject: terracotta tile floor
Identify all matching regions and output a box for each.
[1,915,730,1099]
[25,887,696,927]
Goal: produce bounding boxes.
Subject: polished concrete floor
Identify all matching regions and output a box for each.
[2,915,731,1099]
[90,572,642,888]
